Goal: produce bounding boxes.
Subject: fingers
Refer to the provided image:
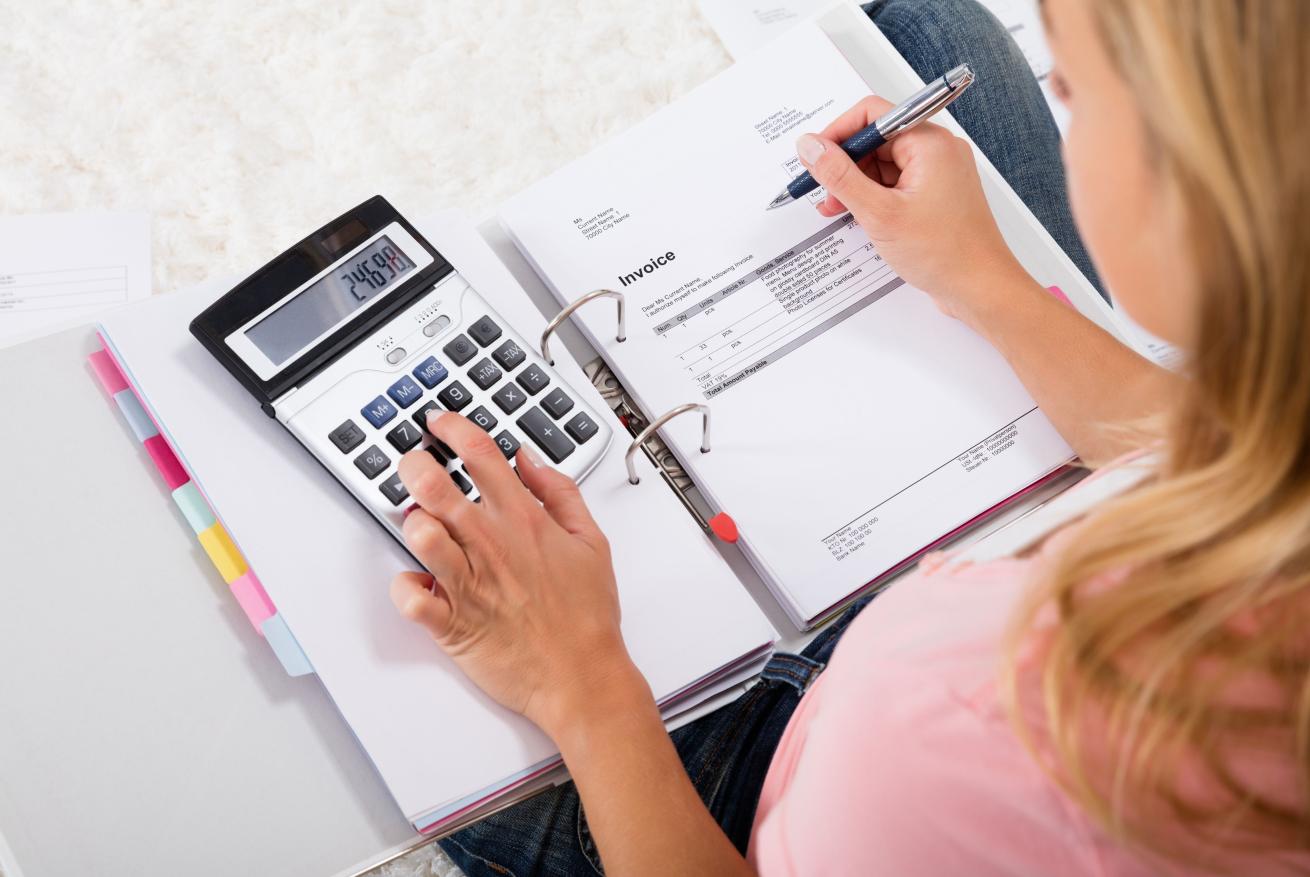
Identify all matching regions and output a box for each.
[390,570,454,639]
[514,446,600,539]
[402,508,472,584]
[797,132,887,214]
[397,441,481,542]
[427,410,523,509]
[817,94,896,143]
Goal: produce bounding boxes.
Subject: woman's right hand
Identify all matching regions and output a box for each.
[796,96,1028,322]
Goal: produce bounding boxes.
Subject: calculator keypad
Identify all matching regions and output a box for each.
[299,285,610,535]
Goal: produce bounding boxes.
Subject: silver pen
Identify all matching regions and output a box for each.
[766,63,976,210]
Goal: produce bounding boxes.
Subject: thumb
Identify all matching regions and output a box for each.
[390,571,454,639]
[796,133,886,211]
[515,446,599,538]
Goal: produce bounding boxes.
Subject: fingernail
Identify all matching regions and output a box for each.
[797,134,825,167]
[520,444,545,469]
[425,408,445,429]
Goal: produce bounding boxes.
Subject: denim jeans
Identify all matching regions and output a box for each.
[440,3,1093,873]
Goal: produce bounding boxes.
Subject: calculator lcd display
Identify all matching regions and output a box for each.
[245,235,417,366]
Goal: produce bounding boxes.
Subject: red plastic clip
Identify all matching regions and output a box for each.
[709,512,739,543]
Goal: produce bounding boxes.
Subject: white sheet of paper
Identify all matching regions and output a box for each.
[500,22,1078,626]
[98,209,775,830]
[0,212,150,348]
[698,0,1070,132]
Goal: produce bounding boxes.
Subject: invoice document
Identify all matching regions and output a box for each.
[0,212,151,348]
[501,22,1077,626]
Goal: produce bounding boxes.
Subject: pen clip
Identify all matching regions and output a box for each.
[876,64,975,139]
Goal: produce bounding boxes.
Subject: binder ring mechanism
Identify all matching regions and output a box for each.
[625,403,712,486]
[539,289,626,366]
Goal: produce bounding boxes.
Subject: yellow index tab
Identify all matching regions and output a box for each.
[197,523,248,584]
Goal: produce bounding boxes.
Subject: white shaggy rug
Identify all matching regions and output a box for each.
[1,0,731,873]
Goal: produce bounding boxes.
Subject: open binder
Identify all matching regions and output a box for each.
[88,0,1142,846]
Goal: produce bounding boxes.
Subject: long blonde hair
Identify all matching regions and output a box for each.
[1007,0,1310,868]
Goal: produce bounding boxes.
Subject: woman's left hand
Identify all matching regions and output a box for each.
[390,409,640,739]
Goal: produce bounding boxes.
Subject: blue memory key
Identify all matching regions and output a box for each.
[387,375,423,408]
[412,356,449,389]
[361,395,397,428]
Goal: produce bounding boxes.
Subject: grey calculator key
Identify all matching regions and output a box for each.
[564,412,599,444]
[386,420,423,452]
[493,430,520,460]
[450,469,474,495]
[413,400,442,430]
[516,406,575,463]
[540,388,574,419]
[443,333,477,366]
[492,339,526,371]
[516,364,550,396]
[353,445,390,479]
[379,472,409,506]
[469,405,498,432]
[328,419,365,453]
[468,358,502,391]
[492,382,527,414]
[468,316,503,347]
[437,379,473,412]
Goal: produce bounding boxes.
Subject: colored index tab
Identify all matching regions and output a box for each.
[261,614,314,676]
[170,481,216,534]
[197,522,248,584]
[113,388,159,441]
[88,348,129,396]
[229,570,276,631]
[143,434,189,490]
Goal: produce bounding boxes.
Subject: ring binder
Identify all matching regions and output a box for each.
[625,403,711,485]
[539,288,626,366]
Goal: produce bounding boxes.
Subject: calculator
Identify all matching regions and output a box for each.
[190,196,612,539]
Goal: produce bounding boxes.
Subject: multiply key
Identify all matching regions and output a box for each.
[516,406,575,463]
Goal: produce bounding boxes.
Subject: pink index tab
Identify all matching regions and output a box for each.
[143,434,189,490]
[229,570,276,632]
[88,348,130,396]
[1046,285,1072,307]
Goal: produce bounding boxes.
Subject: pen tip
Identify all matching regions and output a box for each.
[765,191,792,211]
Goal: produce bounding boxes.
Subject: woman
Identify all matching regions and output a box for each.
[392,0,1310,872]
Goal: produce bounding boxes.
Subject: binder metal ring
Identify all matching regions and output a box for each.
[539,289,626,366]
[625,403,711,485]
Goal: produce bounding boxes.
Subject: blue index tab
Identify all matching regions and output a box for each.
[171,481,216,534]
[361,395,397,428]
[261,613,314,676]
[387,375,423,408]
[412,356,449,389]
[112,388,158,441]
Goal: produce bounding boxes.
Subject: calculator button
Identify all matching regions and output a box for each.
[492,383,527,414]
[491,340,526,371]
[387,375,423,409]
[564,412,599,444]
[413,400,442,430]
[353,445,390,479]
[328,419,365,453]
[384,347,407,365]
[468,358,503,391]
[426,443,452,466]
[517,406,576,463]
[361,396,397,429]
[386,420,423,452]
[516,364,551,396]
[437,380,473,412]
[412,356,449,389]
[443,334,477,366]
[493,430,520,460]
[468,316,503,347]
[450,469,474,495]
[469,405,498,432]
[379,472,409,506]
[540,388,574,420]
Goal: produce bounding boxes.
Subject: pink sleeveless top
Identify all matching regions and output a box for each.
[748,460,1308,875]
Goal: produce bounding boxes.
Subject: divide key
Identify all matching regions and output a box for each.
[516,406,575,463]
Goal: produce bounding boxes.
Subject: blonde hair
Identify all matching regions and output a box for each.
[1007,0,1310,869]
